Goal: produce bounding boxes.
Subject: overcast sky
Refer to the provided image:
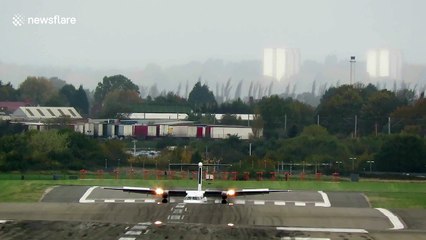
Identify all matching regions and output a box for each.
[1,0,425,69]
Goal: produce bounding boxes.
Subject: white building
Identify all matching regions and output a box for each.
[366,49,402,80]
[12,106,82,121]
[263,48,301,81]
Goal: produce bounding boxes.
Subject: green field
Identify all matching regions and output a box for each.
[0,178,425,209]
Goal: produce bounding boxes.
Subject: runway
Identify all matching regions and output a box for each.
[1,185,426,240]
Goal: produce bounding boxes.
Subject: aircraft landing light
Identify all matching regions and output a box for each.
[154,221,162,225]
[227,189,236,196]
[227,223,234,227]
[155,188,164,195]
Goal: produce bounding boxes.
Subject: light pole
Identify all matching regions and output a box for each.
[349,157,357,171]
[367,161,375,172]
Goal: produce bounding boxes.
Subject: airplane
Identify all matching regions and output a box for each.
[104,162,289,204]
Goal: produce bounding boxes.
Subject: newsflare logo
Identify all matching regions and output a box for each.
[12,13,77,27]
[12,14,25,27]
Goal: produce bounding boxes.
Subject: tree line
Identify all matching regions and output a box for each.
[1,74,425,174]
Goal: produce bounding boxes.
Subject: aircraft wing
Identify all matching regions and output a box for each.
[104,187,289,197]
[103,186,191,197]
[103,186,157,195]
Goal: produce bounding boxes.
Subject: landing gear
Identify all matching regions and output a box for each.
[162,198,168,203]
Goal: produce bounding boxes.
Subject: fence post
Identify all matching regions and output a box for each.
[270,172,276,181]
[244,172,250,181]
[256,171,263,181]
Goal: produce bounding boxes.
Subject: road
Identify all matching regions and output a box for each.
[1,185,426,240]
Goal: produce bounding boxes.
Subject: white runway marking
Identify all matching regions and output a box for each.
[315,191,331,207]
[131,225,147,230]
[125,231,142,235]
[376,208,405,230]
[79,186,97,203]
[0,220,10,224]
[274,201,286,206]
[254,200,265,205]
[277,227,368,233]
[124,199,135,203]
[295,202,306,206]
[144,199,156,203]
[234,200,245,204]
[105,199,115,203]
[118,238,136,240]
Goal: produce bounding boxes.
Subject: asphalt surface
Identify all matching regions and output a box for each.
[0,185,425,240]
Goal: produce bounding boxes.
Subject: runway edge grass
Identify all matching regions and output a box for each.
[0,179,425,208]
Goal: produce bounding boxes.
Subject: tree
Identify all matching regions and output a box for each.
[0,81,19,101]
[375,135,426,172]
[220,114,244,125]
[28,130,70,169]
[99,90,142,118]
[94,75,139,105]
[187,81,216,111]
[257,95,314,138]
[58,84,89,114]
[19,76,55,105]
[391,98,426,136]
[360,90,402,135]
[316,85,366,136]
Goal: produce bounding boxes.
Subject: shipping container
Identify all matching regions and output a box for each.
[168,125,187,137]
[134,125,148,138]
[147,125,158,137]
[102,123,108,137]
[188,126,198,138]
[196,126,204,138]
[107,124,115,137]
[118,125,133,137]
[158,124,170,136]
[210,126,252,140]
[74,124,84,134]
[84,123,95,136]
[94,123,103,137]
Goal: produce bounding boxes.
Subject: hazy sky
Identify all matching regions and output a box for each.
[1,0,425,69]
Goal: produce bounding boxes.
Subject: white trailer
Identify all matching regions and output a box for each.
[147,125,157,137]
[84,123,95,136]
[118,125,133,137]
[107,124,115,137]
[210,126,253,140]
[74,124,84,134]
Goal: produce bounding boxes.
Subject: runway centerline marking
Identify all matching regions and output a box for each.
[118,238,136,240]
[125,231,142,235]
[375,208,405,230]
[276,227,368,233]
[79,186,97,203]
